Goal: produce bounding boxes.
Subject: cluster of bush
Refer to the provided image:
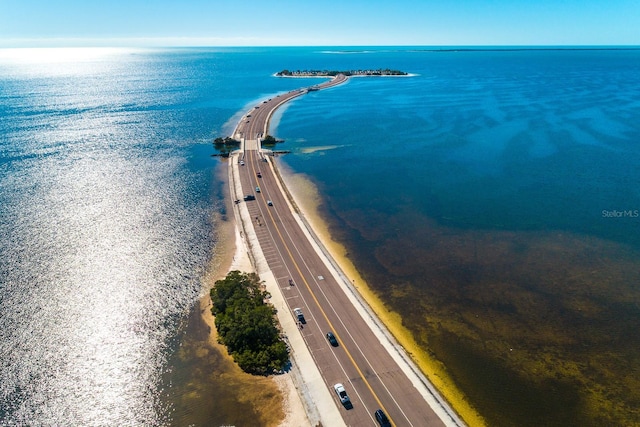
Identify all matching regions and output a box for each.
[213,137,240,155]
[210,271,289,375]
[261,135,283,146]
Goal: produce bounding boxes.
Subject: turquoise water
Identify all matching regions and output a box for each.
[1,47,639,426]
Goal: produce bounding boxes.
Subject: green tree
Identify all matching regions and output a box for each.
[261,135,280,146]
[210,271,289,375]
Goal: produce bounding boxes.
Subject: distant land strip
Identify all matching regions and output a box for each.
[412,46,640,52]
[276,68,408,77]
[319,47,640,54]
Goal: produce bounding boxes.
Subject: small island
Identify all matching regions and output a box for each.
[210,271,289,375]
[261,134,284,145]
[276,68,408,77]
[212,136,240,156]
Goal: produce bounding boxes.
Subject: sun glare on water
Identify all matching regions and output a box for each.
[0,47,146,77]
[0,47,137,63]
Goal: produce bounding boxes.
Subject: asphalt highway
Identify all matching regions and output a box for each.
[231,75,460,427]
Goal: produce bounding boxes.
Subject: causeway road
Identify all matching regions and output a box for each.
[228,74,464,427]
[234,73,347,141]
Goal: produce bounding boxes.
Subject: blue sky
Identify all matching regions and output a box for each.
[1,0,638,47]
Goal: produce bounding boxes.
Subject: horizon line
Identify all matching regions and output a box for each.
[1,43,639,50]
[1,36,639,49]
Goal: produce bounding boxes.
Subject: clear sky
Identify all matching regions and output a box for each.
[1,0,638,47]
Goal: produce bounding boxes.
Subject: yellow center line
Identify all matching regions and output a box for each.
[247,149,394,424]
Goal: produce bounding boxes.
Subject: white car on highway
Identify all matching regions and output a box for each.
[333,383,352,408]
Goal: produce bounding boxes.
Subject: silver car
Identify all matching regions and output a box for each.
[333,383,351,408]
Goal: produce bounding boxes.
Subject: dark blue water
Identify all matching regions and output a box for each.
[277,48,640,246]
[1,47,639,426]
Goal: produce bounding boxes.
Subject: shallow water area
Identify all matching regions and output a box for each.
[162,296,285,427]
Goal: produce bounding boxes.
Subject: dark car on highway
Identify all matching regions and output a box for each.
[326,332,338,347]
[375,409,391,426]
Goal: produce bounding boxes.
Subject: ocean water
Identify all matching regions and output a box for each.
[275,47,640,426]
[1,47,639,426]
[0,47,274,426]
